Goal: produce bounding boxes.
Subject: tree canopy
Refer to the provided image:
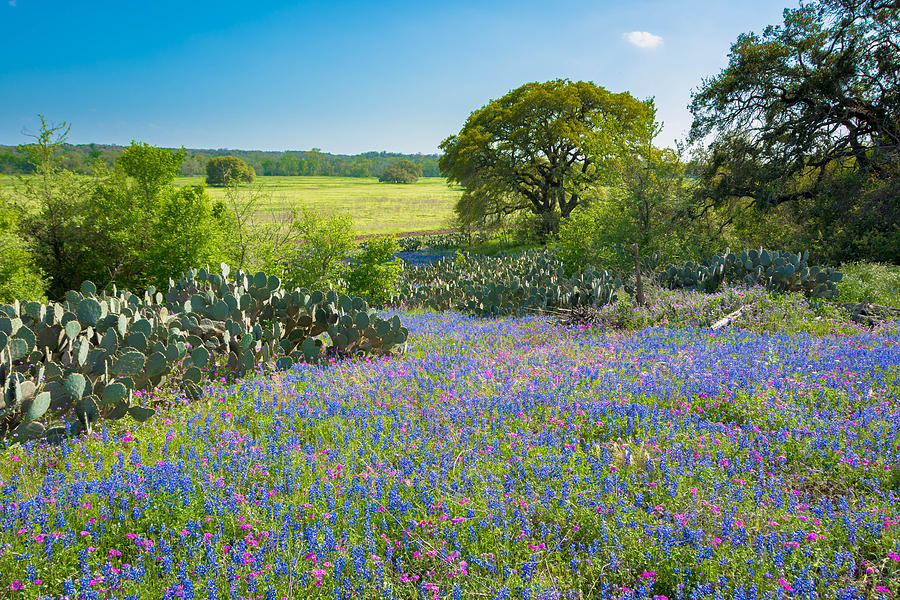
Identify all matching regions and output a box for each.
[378,159,422,183]
[690,0,899,210]
[118,142,185,203]
[439,79,654,236]
[206,155,257,186]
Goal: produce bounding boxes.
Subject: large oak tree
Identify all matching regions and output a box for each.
[439,80,654,236]
[690,0,899,211]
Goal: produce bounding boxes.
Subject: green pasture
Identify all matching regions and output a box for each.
[0,175,463,236]
[179,175,462,234]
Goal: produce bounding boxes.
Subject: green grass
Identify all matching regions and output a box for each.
[178,175,462,234]
[837,261,900,308]
[0,174,463,236]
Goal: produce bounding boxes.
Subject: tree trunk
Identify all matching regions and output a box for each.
[632,244,644,307]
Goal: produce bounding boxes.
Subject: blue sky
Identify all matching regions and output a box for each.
[0,0,793,154]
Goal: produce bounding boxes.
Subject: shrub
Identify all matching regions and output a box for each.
[0,196,46,303]
[558,200,634,271]
[349,235,402,304]
[836,261,900,308]
[81,145,227,292]
[281,209,355,291]
[206,155,256,186]
[378,159,421,184]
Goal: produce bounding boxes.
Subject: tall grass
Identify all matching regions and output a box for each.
[837,261,900,307]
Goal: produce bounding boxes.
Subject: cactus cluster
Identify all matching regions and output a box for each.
[0,264,407,443]
[395,249,621,317]
[658,248,842,297]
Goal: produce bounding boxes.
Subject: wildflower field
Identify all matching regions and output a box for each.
[1,305,899,599]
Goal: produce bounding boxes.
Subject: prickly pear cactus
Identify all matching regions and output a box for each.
[658,248,841,298]
[0,263,409,444]
[394,249,622,317]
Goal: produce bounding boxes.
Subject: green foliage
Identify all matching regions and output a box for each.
[440,79,654,237]
[0,144,443,178]
[0,265,408,443]
[13,118,97,298]
[281,209,355,291]
[378,159,422,184]
[557,200,636,271]
[689,0,900,264]
[836,262,900,308]
[11,124,226,296]
[81,147,226,292]
[348,235,402,304]
[206,155,256,186]
[118,141,185,203]
[0,195,46,303]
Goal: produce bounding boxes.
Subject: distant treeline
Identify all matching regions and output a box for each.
[0,143,442,178]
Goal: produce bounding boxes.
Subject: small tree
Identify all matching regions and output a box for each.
[348,235,402,304]
[378,159,422,184]
[218,181,296,275]
[281,209,355,291]
[15,116,96,297]
[206,155,256,186]
[118,141,185,203]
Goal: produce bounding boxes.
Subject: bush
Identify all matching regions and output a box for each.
[557,200,634,271]
[206,155,256,186]
[79,145,227,292]
[836,261,900,308]
[281,209,355,291]
[0,196,46,303]
[349,235,402,304]
[15,133,227,296]
[378,159,421,184]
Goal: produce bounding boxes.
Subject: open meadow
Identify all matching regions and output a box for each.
[180,176,463,234]
[0,175,462,236]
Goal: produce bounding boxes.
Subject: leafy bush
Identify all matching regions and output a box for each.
[348,235,402,304]
[836,261,900,308]
[12,128,226,296]
[378,159,422,184]
[0,196,46,303]
[80,144,227,292]
[281,209,355,291]
[558,200,634,271]
[205,155,256,186]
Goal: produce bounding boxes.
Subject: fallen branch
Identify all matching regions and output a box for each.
[710,305,749,331]
[832,301,900,326]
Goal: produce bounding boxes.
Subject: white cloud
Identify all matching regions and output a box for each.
[623,31,663,49]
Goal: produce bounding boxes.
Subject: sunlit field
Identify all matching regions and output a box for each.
[0,175,462,236]
[179,176,462,234]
